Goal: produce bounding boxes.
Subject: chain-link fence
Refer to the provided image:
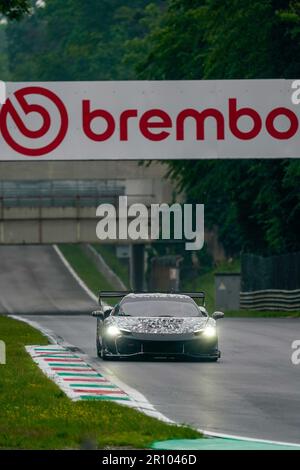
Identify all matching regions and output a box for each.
[241,252,300,291]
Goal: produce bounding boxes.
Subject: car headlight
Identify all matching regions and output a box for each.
[202,325,217,338]
[106,325,121,337]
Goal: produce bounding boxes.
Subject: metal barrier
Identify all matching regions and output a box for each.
[241,252,300,310]
[240,289,300,311]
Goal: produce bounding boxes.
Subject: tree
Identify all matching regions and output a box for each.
[128,0,300,80]
[6,0,152,80]
[0,0,30,19]
[126,0,300,255]
[125,0,206,80]
[202,0,300,79]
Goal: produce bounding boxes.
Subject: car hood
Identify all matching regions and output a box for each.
[105,316,209,334]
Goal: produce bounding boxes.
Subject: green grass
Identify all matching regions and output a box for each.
[93,244,130,288]
[0,315,202,449]
[183,258,300,317]
[58,244,114,296]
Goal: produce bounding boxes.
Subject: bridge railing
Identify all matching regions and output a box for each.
[0,180,126,208]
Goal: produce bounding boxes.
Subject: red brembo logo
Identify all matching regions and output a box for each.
[82,98,299,142]
[0,86,298,158]
[0,86,68,157]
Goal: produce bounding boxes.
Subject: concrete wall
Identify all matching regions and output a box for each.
[215,273,241,311]
[0,161,169,180]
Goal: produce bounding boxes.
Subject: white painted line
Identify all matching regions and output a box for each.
[53,244,98,303]
[199,428,300,448]
[86,243,127,290]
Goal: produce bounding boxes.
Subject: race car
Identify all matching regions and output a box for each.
[92,291,224,361]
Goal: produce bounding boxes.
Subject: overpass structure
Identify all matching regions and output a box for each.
[0,161,174,244]
[0,161,175,291]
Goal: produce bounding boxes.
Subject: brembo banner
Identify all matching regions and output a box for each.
[0,79,300,160]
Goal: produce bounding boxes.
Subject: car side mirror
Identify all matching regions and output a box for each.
[103,306,113,318]
[212,311,224,320]
[92,310,104,320]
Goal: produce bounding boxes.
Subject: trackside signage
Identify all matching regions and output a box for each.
[1,79,300,160]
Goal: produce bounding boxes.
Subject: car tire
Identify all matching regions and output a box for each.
[101,349,109,360]
[99,340,109,360]
[96,337,102,358]
[96,336,110,360]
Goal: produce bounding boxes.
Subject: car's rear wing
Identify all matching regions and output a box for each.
[98,291,206,307]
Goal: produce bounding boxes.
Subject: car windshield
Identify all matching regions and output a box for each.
[116,296,202,318]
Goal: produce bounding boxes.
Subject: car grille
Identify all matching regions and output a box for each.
[115,337,217,356]
[142,341,184,354]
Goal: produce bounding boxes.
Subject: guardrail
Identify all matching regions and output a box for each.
[0,193,123,208]
[240,289,300,311]
[0,180,126,208]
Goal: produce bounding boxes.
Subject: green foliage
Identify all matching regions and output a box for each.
[0,0,29,20]
[166,159,300,255]
[279,0,300,30]
[127,1,206,79]
[202,0,279,79]
[93,244,130,288]
[58,244,114,294]
[0,25,10,79]
[6,0,152,80]
[128,0,300,80]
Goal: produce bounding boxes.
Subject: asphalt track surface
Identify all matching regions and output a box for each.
[1,246,300,443]
[0,245,97,314]
[19,315,300,444]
